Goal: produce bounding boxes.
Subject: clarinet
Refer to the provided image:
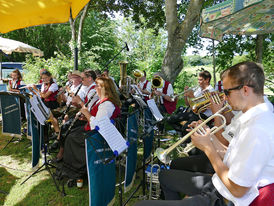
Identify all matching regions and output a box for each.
[59,83,82,121]
[63,91,97,138]
[55,81,72,98]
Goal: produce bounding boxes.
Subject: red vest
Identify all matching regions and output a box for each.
[142,80,149,101]
[9,80,21,89]
[249,183,274,206]
[162,81,177,114]
[84,85,96,103]
[43,83,58,102]
[84,98,121,131]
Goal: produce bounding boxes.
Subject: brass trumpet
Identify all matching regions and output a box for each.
[155,104,229,164]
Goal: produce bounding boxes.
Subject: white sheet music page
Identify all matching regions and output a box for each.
[29,95,50,125]
[147,99,163,121]
[93,116,128,155]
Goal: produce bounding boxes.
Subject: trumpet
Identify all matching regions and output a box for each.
[155,104,229,164]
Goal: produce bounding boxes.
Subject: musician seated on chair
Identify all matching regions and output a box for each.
[8,69,25,93]
[58,70,85,121]
[8,69,26,121]
[133,70,151,102]
[58,77,121,180]
[167,70,215,136]
[135,61,274,206]
[29,70,59,110]
[53,70,99,161]
[150,72,176,115]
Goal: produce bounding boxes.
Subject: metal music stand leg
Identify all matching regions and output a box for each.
[117,156,123,206]
[0,135,18,152]
[20,123,62,194]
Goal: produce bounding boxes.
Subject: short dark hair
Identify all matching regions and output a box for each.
[83,70,97,81]
[199,70,211,82]
[41,70,54,84]
[221,61,265,95]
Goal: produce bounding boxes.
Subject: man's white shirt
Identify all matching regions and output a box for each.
[212,102,274,206]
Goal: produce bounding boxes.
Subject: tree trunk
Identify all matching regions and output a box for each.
[69,13,76,58]
[69,3,90,56]
[255,34,264,64]
[161,0,204,84]
[77,3,90,52]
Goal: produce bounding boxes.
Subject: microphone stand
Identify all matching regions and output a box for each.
[102,42,129,70]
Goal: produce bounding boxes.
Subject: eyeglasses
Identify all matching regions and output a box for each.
[224,84,254,96]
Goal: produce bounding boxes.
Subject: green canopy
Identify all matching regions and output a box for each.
[200,0,274,41]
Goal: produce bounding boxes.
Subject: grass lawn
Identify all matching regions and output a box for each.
[0,128,157,206]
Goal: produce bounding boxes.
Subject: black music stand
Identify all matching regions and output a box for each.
[0,92,26,152]
[20,95,64,195]
[20,121,63,194]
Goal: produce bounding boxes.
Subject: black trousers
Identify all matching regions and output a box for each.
[170,153,214,174]
[134,170,225,206]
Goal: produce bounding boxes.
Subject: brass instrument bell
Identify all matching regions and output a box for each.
[152,75,163,88]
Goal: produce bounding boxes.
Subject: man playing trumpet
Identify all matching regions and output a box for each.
[135,61,274,206]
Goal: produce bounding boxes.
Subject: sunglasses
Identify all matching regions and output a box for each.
[224,84,254,96]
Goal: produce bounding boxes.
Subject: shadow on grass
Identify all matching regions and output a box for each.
[15,177,89,206]
[0,134,32,164]
[0,167,18,205]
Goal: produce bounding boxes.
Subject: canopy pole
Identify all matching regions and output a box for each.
[74,47,78,71]
[212,39,216,86]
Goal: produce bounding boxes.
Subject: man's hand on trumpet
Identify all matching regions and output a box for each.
[191,125,214,152]
[209,92,225,114]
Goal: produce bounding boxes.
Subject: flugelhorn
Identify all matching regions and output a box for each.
[189,91,224,119]
[155,104,229,164]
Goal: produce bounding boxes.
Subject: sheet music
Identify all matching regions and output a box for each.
[93,116,128,155]
[29,95,50,125]
[147,99,163,121]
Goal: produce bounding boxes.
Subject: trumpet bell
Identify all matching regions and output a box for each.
[155,148,171,165]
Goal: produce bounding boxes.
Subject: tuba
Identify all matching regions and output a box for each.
[155,104,229,164]
[119,61,130,98]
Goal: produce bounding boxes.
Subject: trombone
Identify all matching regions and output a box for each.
[171,86,199,102]
[155,104,229,164]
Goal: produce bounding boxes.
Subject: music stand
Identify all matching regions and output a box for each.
[20,95,62,194]
[0,92,25,152]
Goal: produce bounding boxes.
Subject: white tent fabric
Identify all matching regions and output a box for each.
[0,37,43,57]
